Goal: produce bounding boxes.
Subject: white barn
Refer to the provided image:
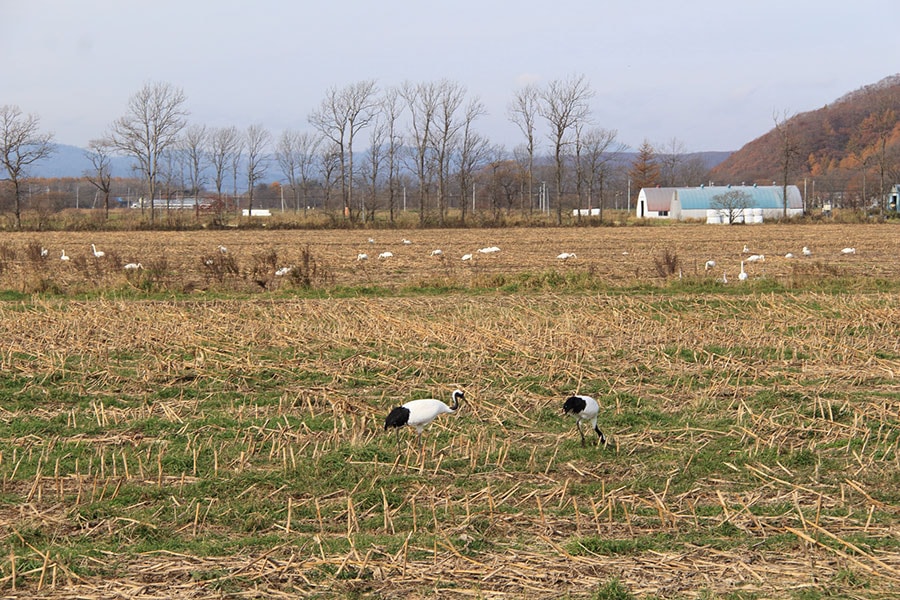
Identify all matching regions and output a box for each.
[636,185,804,222]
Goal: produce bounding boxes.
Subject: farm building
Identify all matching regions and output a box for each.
[636,185,803,222]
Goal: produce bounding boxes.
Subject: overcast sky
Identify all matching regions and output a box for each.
[3,0,899,153]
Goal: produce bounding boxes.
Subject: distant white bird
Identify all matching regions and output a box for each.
[704,260,716,271]
[719,271,728,284]
[384,390,465,442]
[60,250,70,261]
[563,394,606,447]
[402,239,412,245]
[275,266,292,276]
[742,244,751,254]
[841,247,856,254]
[356,253,369,261]
[802,246,812,257]
[461,253,473,261]
[430,249,443,257]
[204,258,214,266]
[124,262,143,271]
[784,253,795,259]
[378,251,394,259]
[746,254,765,263]
[557,252,577,260]
[40,247,49,258]
[739,261,748,281]
[91,244,105,258]
[367,238,375,244]
[217,245,228,254]
[477,246,500,254]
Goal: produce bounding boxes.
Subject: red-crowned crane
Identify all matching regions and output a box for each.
[384,390,464,443]
[563,394,606,447]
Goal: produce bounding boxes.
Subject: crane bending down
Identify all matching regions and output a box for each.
[563,394,606,447]
[384,390,465,442]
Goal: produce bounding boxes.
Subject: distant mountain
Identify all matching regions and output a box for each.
[710,74,900,184]
[28,144,137,179]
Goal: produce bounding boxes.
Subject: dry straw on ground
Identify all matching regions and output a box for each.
[0,224,898,598]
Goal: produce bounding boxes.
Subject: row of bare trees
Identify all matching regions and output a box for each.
[3,76,723,228]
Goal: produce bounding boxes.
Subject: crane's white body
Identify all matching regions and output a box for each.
[385,390,464,439]
[557,252,576,260]
[402,399,455,434]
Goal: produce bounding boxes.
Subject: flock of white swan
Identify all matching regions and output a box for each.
[39,239,859,282]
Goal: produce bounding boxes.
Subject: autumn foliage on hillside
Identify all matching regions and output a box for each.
[710,75,900,203]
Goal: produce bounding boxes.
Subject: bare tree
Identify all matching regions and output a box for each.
[362,113,389,222]
[231,137,245,212]
[181,124,208,204]
[508,84,540,216]
[84,138,114,219]
[276,130,302,212]
[430,80,467,224]
[657,137,687,186]
[711,189,752,224]
[773,109,800,217]
[318,143,341,213]
[309,80,378,221]
[380,87,404,223]
[455,103,490,224]
[581,127,624,220]
[209,125,241,214]
[276,130,320,214]
[0,105,55,229]
[401,81,440,225]
[110,82,188,222]
[244,124,270,217]
[539,75,594,224]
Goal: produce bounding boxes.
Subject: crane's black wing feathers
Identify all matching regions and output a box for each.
[384,406,410,430]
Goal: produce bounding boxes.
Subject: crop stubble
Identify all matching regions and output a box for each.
[0,224,898,598]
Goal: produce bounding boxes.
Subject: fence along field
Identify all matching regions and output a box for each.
[0,224,898,598]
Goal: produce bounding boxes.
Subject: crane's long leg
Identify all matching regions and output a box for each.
[577,421,586,447]
[592,417,606,446]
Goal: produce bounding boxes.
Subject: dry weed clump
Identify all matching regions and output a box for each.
[0,226,898,598]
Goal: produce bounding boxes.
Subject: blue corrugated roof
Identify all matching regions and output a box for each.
[676,186,801,210]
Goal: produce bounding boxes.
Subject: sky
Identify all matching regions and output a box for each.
[3,0,899,153]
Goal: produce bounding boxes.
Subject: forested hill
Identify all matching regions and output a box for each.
[709,74,900,185]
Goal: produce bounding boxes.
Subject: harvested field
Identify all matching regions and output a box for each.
[0,223,898,598]
[0,223,896,293]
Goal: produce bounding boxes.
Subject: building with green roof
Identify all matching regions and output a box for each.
[636,185,803,222]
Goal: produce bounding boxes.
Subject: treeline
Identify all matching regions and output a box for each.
[3,77,723,230]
